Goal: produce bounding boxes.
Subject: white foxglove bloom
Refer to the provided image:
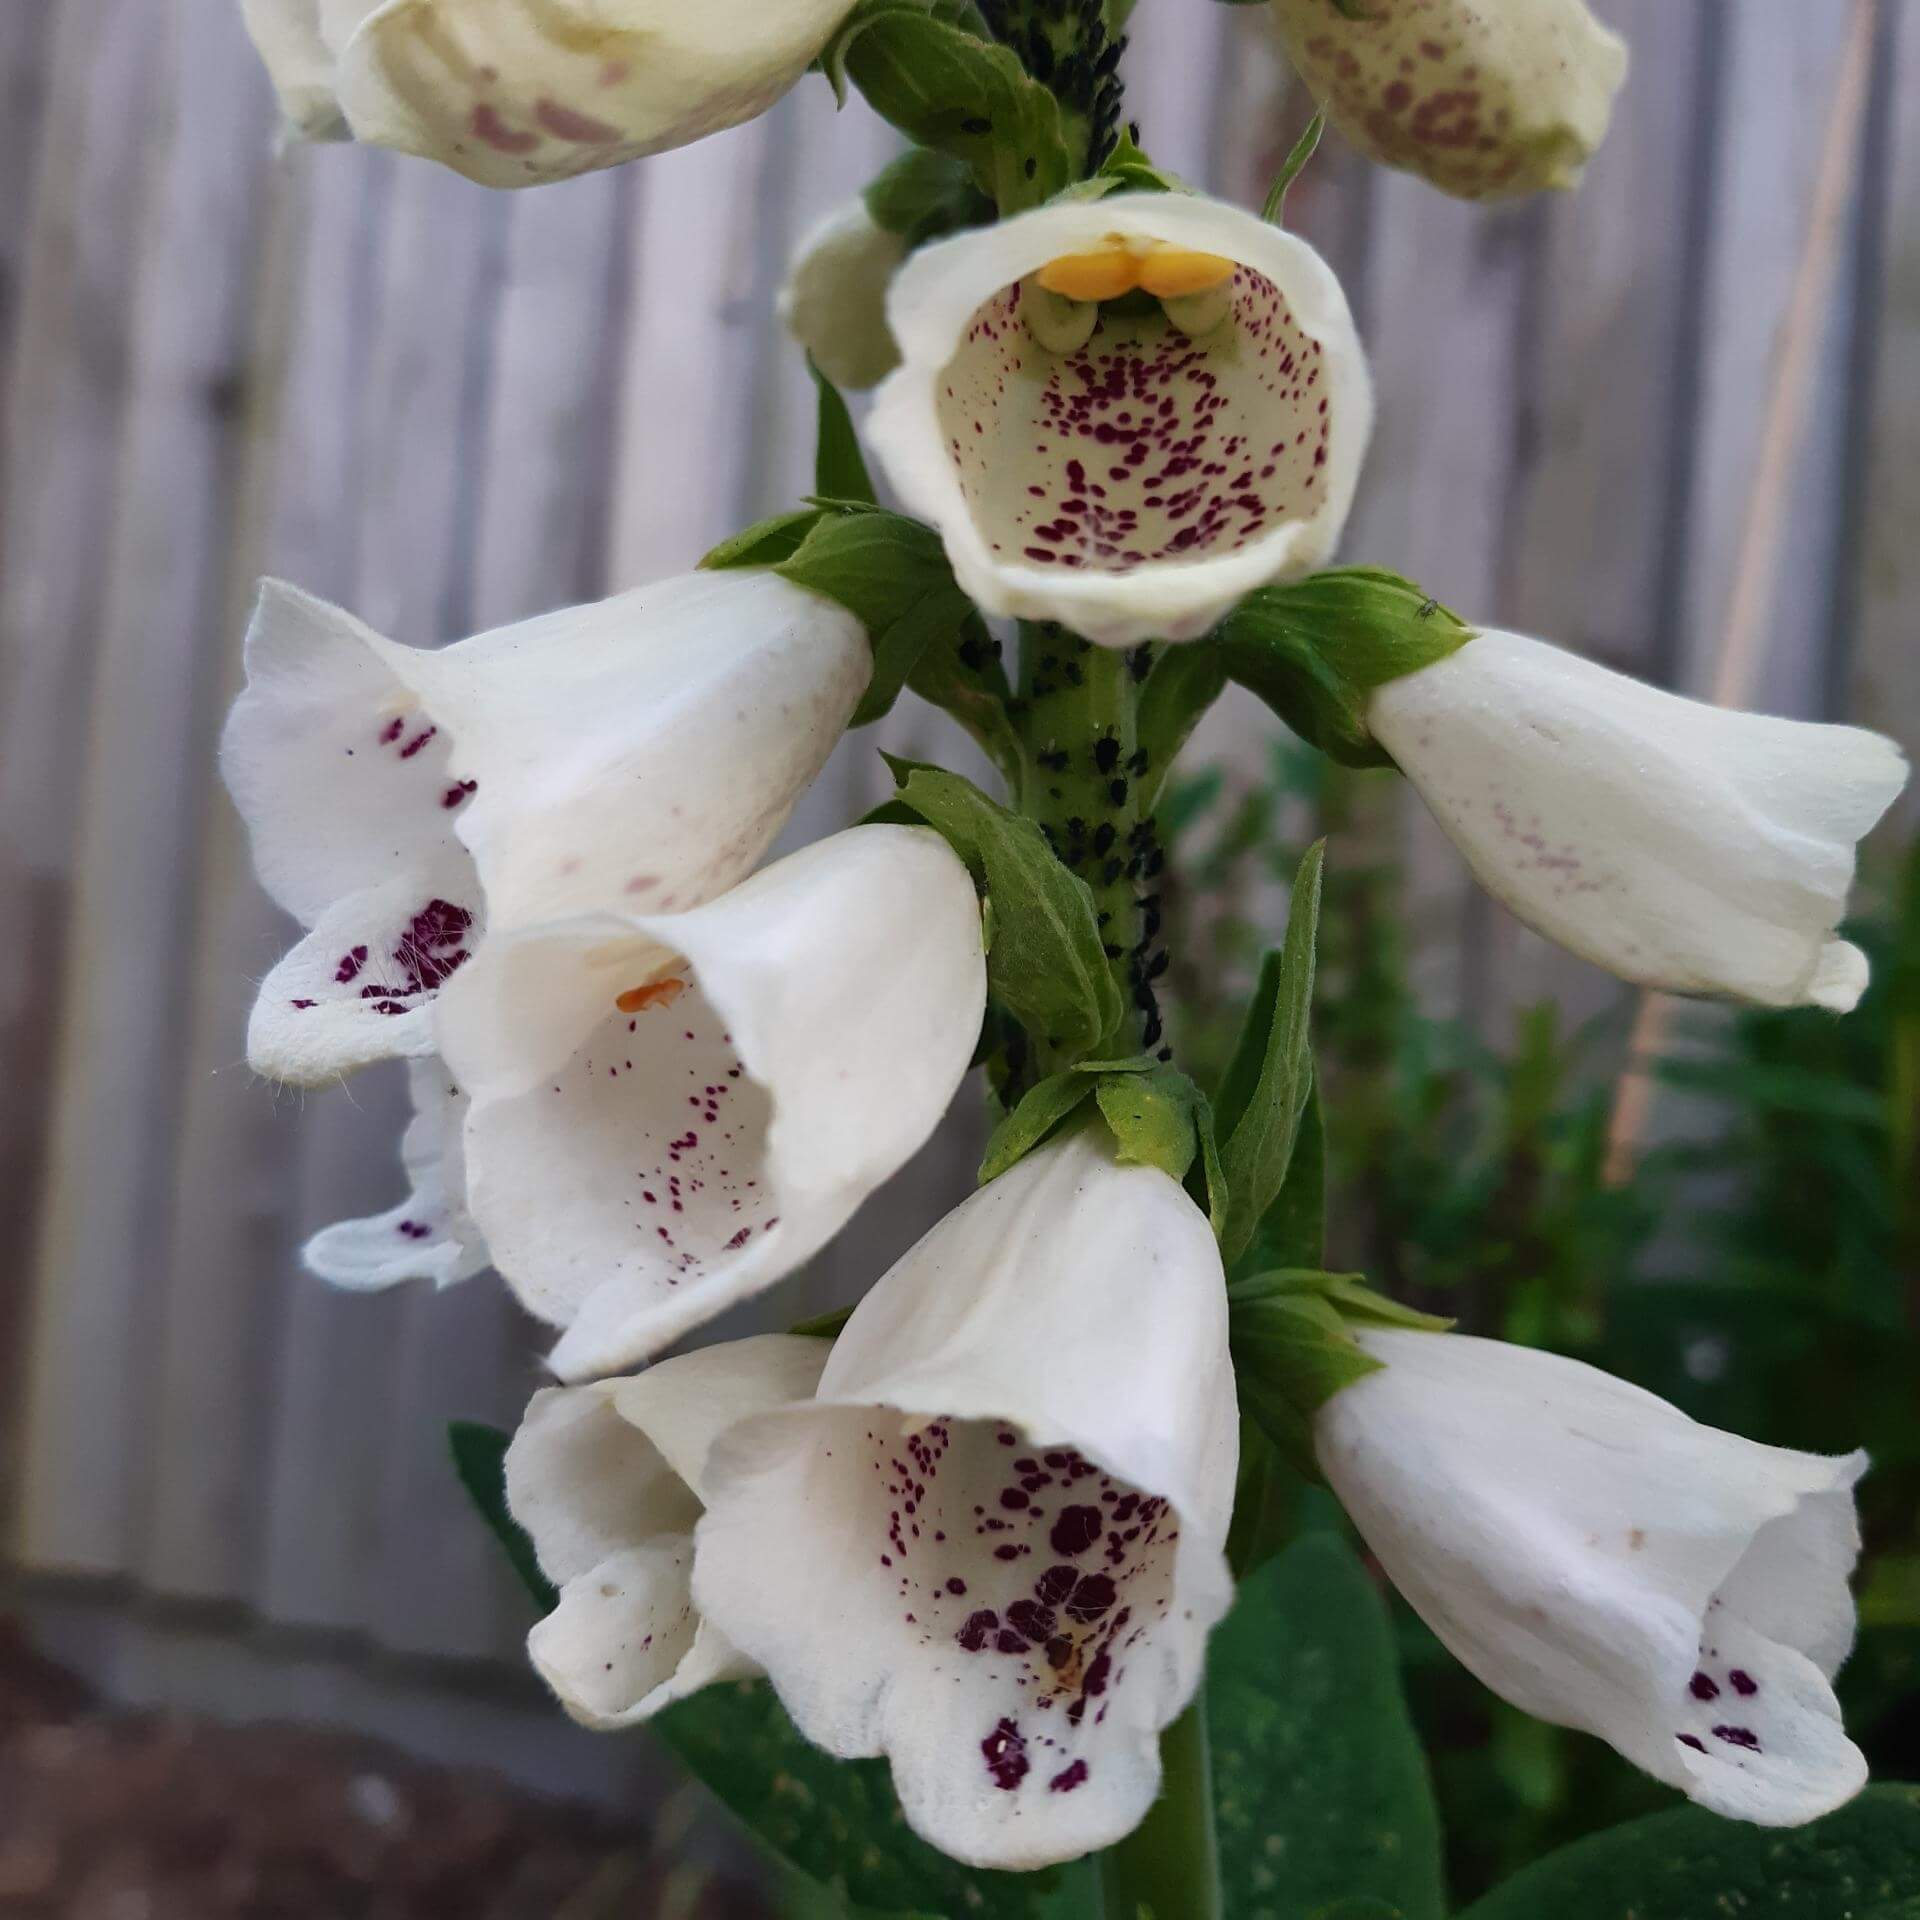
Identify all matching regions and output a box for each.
[1270,0,1628,201]
[507,1334,829,1728]
[780,199,908,392]
[694,1128,1238,1870]
[303,1059,488,1290]
[1369,632,1908,1010]
[1319,1329,1868,1828]
[222,572,866,1085]
[867,192,1371,647]
[436,824,986,1380]
[242,0,862,187]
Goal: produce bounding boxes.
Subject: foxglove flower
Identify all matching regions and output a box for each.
[242,0,863,187]
[1369,632,1908,1009]
[1319,1329,1868,1827]
[694,1128,1238,1869]
[867,192,1371,647]
[781,198,908,392]
[304,1059,487,1290]
[1270,0,1629,201]
[436,824,987,1380]
[507,1334,829,1727]
[222,571,866,1084]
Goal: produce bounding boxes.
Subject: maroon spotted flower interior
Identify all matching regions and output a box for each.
[936,269,1332,574]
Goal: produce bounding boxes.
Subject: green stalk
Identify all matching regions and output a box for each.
[1097,1697,1221,1920]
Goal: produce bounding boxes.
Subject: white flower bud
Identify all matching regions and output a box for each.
[780,200,908,393]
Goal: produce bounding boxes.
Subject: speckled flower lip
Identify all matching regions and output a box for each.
[868,192,1372,647]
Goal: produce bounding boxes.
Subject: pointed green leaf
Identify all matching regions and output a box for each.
[1234,1267,1453,1335]
[1236,1079,1326,1274]
[810,359,877,506]
[979,1069,1096,1183]
[1218,844,1325,1264]
[1138,641,1230,809]
[702,508,826,571]
[1262,108,1327,224]
[448,1421,555,1612]
[1228,1286,1382,1474]
[1211,1533,1446,1920]
[853,586,972,729]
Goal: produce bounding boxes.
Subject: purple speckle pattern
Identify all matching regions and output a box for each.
[936,269,1331,574]
[855,1416,1185,1799]
[1675,1609,1766,1764]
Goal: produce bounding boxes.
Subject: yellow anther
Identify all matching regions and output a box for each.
[616,976,686,1014]
[1035,247,1142,302]
[1135,248,1236,298]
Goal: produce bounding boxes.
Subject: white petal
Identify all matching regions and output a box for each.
[506,1335,827,1728]
[303,1058,488,1289]
[694,1129,1238,1870]
[867,192,1372,646]
[246,857,480,1084]
[1318,1329,1868,1829]
[240,0,376,138]
[781,199,907,392]
[359,569,869,931]
[440,825,986,1378]
[332,0,861,188]
[1369,632,1908,1007]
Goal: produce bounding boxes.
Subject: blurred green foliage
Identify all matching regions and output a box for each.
[1162,745,1920,1904]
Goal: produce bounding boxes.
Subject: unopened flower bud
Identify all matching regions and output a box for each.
[780,200,908,392]
[1269,0,1629,201]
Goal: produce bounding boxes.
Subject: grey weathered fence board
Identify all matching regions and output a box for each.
[0,1,1912,1735]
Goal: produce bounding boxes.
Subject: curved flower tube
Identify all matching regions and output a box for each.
[867,192,1372,647]
[781,198,908,392]
[1368,632,1908,1009]
[221,571,866,1084]
[437,824,987,1381]
[693,1127,1238,1870]
[1269,0,1629,201]
[1319,1329,1868,1828]
[507,1334,829,1728]
[303,1058,488,1291]
[242,0,862,187]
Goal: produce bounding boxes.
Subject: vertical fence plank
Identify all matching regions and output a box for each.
[0,0,168,1528]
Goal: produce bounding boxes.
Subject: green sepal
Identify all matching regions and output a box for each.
[821,0,1073,214]
[448,1421,556,1613]
[1053,126,1190,201]
[1215,569,1474,768]
[863,144,994,244]
[884,756,1125,1053]
[1095,1065,1228,1238]
[1236,1265,1453,1335]
[700,507,825,571]
[1263,108,1326,225]
[979,1068,1096,1183]
[1216,843,1324,1264]
[809,359,877,506]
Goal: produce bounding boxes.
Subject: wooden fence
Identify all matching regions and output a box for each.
[0,0,1915,1785]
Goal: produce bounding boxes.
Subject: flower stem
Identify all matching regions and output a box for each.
[1097,1695,1220,1920]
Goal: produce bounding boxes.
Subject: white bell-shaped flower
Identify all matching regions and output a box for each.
[781,198,908,393]
[304,1058,488,1290]
[242,0,862,187]
[867,192,1371,647]
[1319,1329,1868,1828]
[436,824,987,1381]
[1369,632,1908,1009]
[1269,0,1628,201]
[507,1334,829,1728]
[693,1127,1238,1870]
[222,571,867,1084]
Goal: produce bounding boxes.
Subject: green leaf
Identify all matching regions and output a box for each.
[1457,1785,1920,1919]
[885,757,1125,1054]
[979,1069,1096,1182]
[1210,1533,1446,1920]
[1228,1286,1382,1472]
[1095,1066,1199,1183]
[855,586,974,729]
[1262,109,1326,224]
[1238,1080,1326,1273]
[810,360,878,506]
[1138,642,1229,809]
[1217,844,1325,1264]
[657,1680,1053,1920]
[1235,1267,1453,1336]
[863,144,993,243]
[702,507,826,571]
[447,1421,556,1613]
[775,507,952,635]
[823,0,1073,213]
[1216,570,1474,768]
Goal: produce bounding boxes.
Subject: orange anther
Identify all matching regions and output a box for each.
[1035,247,1141,302]
[1135,248,1236,298]
[616,977,686,1014]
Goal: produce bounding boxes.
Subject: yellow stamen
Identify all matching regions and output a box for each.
[1136,248,1236,298]
[1035,247,1141,302]
[616,976,686,1014]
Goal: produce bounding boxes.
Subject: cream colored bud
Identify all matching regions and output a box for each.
[1270,0,1628,201]
[780,201,908,392]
